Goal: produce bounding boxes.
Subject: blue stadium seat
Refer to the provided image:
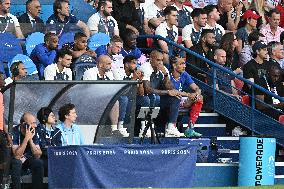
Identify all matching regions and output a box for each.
[88,33,110,51]
[73,61,96,80]
[25,32,45,56]
[0,33,23,76]
[59,32,75,49]
[9,54,38,77]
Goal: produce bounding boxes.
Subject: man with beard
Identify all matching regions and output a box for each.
[172,0,192,35]
[155,6,178,65]
[182,8,207,48]
[47,0,90,38]
[18,0,45,37]
[0,0,24,38]
[30,32,59,80]
[44,48,73,80]
[169,57,203,137]
[95,35,123,60]
[120,28,142,60]
[186,29,216,82]
[87,0,119,37]
[256,65,284,120]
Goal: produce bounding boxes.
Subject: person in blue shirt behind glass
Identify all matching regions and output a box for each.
[56,103,85,146]
[36,107,62,176]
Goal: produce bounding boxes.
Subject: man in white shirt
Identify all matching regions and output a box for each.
[0,0,24,38]
[44,48,73,80]
[155,6,178,64]
[87,0,119,37]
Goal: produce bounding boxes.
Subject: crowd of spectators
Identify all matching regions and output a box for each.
[1,0,284,187]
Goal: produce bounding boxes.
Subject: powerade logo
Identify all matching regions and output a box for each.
[255,138,263,186]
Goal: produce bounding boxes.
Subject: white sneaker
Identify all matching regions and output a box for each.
[118,128,129,137]
[139,128,152,138]
[165,127,184,137]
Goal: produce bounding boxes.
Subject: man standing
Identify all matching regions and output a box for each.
[47,0,90,37]
[30,32,59,80]
[44,48,73,80]
[11,112,43,189]
[18,0,44,37]
[0,0,24,38]
[87,0,119,37]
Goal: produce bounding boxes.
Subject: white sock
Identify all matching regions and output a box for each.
[117,121,124,130]
[167,123,175,130]
[111,125,118,131]
[141,121,146,131]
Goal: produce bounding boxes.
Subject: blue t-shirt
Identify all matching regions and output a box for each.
[56,123,85,146]
[120,47,142,59]
[170,71,194,91]
[46,14,79,35]
[12,125,40,158]
[30,43,57,80]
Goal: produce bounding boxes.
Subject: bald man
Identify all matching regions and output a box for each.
[10,112,44,189]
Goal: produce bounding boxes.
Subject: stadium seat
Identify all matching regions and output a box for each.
[279,115,284,125]
[59,32,75,49]
[0,33,23,76]
[25,32,45,56]
[73,62,96,80]
[9,54,38,77]
[88,33,110,51]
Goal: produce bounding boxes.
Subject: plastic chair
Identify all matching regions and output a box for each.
[9,54,37,77]
[59,32,75,49]
[0,33,23,76]
[25,32,45,56]
[88,33,110,51]
[73,62,96,80]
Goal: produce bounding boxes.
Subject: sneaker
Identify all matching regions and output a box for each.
[139,128,152,138]
[184,128,202,137]
[118,128,129,137]
[165,127,184,137]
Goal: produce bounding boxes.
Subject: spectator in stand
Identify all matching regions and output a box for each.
[18,0,45,37]
[57,103,85,146]
[139,50,183,137]
[186,29,216,82]
[112,0,140,35]
[87,0,119,37]
[120,28,142,59]
[182,8,207,48]
[46,0,90,38]
[30,32,59,80]
[236,9,261,52]
[260,8,284,44]
[10,112,43,189]
[243,40,270,95]
[280,31,284,68]
[44,48,73,80]
[36,107,62,176]
[219,32,242,75]
[4,61,27,86]
[144,0,169,33]
[239,30,264,68]
[267,41,284,81]
[204,4,225,46]
[155,6,178,64]
[133,0,145,34]
[169,57,203,137]
[172,0,192,35]
[0,0,24,38]
[62,32,96,71]
[229,0,246,31]
[276,0,284,28]
[249,0,269,27]
[217,0,234,31]
[256,65,284,120]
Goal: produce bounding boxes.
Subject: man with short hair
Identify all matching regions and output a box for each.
[155,6,178,64]
[204,4,225,46]
[47,0,90,38]
[44,48,73,80]
[260,9,284,44]
[187,29,216,82]
[5,61,27,86]
[18,0,44,37]
[120,28,142,59]
[172,0,192,34]
[87,0,119,37]
[267,41,284,81]
[10,112,44,189]
[0,0,24,38]
[182,8,207,48]
[217,0,233,31]
[30,32,59,80]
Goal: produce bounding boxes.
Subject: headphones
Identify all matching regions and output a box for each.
[37,107,52,124]
[10,61,21,77]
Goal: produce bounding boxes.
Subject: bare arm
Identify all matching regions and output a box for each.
[29,140,42,159]
[15,26,24,39]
